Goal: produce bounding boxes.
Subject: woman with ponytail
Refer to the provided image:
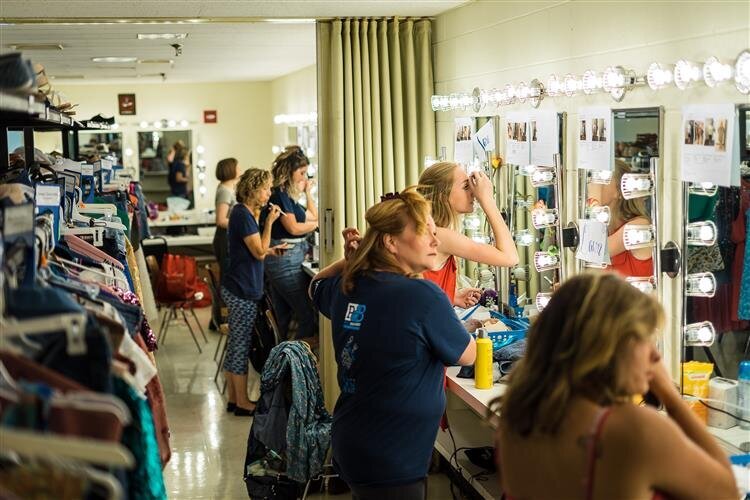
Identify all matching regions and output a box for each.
[309,187,475,499]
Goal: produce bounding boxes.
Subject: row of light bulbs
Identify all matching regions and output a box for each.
[432,50,749,111]
[273,112,318,125]
[138,119,191,129]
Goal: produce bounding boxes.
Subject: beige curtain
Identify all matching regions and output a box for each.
[316,18,436,408]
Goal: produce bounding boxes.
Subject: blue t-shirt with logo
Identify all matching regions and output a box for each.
[260,188,306,240]
[312,271,470,487]
[222,204,263,300]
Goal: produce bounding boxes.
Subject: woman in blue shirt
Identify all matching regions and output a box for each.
[310,188,476,498]
[222,168,287,416]
[262,146,319,342]
[168,147,190,199]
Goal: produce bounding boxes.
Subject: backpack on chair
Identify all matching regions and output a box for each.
[249,294,281,374]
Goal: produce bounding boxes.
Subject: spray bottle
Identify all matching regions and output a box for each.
[474,328,493,389]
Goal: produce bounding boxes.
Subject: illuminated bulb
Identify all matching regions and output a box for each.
[535,293,552,311]
[463,216,481,231]
[581,70,601,94]
[734,49,750,94]
[563,74,580,97]
[197,172,206,181]
[198,185,207,195]
[153,121,162,129]
[687,221,718,246]
[503,83,517,103]
[602,66,626,92]
[491,88,506,106]
[272,145,281,155]
[139,121,149,128]
[703,56,733,87]
[307,164,317,176]
[686,272,717,298]
[622,224,655,249]
[448,94,461,109]
[273,114,285,124]
[626,277,656,294]
[124,148,133,157]
[646,62,673,90]
[683,321,716,347]
[520,164,537,176]
[179,119,189,127]
[532,208,558,229]
[111,123,119,130]
[621,173,654,198]
[197,159,206,167]
[534,251,559,272]
[196,145,205,154]
[516,82,530,102]
[431,95,441,111]
[674,59,702,90]
[531,168,555,187]
[515,230,535,246]
[438,95,450,110]
[546,74,563,97]
[586,205,611,224]
[168,120,176,127]
[471,232,490,244]
[588,169,613,185]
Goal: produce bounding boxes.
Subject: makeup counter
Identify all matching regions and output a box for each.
[428,57,750,497]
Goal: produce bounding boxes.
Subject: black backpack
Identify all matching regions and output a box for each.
[250,295,281,374]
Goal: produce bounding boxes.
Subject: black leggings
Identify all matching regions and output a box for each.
[350,478,426,500]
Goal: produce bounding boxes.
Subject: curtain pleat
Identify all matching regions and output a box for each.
[316,17,437,408]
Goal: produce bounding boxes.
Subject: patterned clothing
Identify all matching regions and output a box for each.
[256,341,332,483]
[221,286,259,375]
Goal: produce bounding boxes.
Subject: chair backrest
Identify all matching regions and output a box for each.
[145,255,160,295]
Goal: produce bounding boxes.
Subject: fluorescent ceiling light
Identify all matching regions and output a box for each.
[137,33,187,40]
[263,18,315,24]
[138,59,174,64]
[92,57,137,63]
[9,44,64,51]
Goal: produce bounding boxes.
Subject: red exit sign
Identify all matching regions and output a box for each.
[203,110,217,123]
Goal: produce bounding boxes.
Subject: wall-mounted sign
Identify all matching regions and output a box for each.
[681,104,737,187]
[454,117,475,166]
[577,106,612,170]
[203,110,218,124]
[117,94,136,115]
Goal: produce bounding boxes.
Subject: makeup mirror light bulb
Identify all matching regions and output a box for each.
[684,321,716,347]
[530,167,555,187]
[471,232,490,244]
[167,120,176,127]
[563,74,580,96]
[582,70,601,94]
[620,173,654,199]
[674,59,702,90]
[534,251,560,272]
[535,292,552,311]
[153,121,162,129]
[196,145,205,154]
[515,230,535,247]
[197,172,206,181]
[585,205,611,224]
[531,208,558,229]
[647,62,673,90]
[430,95,441,111]
[124,148,133,157]
[198,185,207,195]
[197,159,206,168]
[686,272,717,297]
[622,224,655,250]
[179,119,189,127]
[546,74,563,97]
[703,56,733,87]
[626,276,656,294]
[687,221,718,246]
[520,164,537,176]
[139,121,148,128]
[588,169,613,185]
[735,49,750,94]
[464,215,481,231]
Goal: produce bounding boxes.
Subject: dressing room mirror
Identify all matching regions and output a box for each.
[505,113,565,317]
[681,104,749,384]
[138,129,192,205]
[458,115,500,290]
[77,131,123,164]
[578,107,662,292]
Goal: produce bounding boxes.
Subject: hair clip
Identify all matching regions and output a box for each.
[380,192,402,202]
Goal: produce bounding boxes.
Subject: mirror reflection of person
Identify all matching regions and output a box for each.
[168,148,190,199]
[588,159,652,277]
[493,273,738,500]
[592,120,599,142]
[418,162,519,308]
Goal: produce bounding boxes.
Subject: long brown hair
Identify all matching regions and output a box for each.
[610,159,650,228]
[417,161,459,230]
[341,187,431,294]
[271,145,309,197]
[492,273,664,436]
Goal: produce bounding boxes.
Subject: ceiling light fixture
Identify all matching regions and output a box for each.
[734,49,750,94]
[137,33,187,40]
[92,56,137,63]
[646,62,673,90]
[673,59,702,90]
[9,44,64,51]
[703,56,733,87]
[138,59,175,65]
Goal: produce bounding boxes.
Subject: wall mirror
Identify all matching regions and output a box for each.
[138,129,192,206]
[504,112,565,317]
[578,107,662,294]
[77,131,123,164]
[681,104,749,381]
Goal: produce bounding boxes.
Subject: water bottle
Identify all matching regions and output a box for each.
[738,360,750,430]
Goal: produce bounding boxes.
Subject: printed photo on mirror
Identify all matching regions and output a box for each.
[694,120,705,146]
[596,118,607,142]
[685,120,694,145]
[580,120,587,141]
[531,121,538,142]
[592,119,599,141]
[715,119,727,152]
[704,118,715,146]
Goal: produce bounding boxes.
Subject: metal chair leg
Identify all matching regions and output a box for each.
[214,338,228,391]
[213,331,225,362]
[161,307,177,345]
[189,307,208,343]
[156,306,169,343]
[180,307,202,353]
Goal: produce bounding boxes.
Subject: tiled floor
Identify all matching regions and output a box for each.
[156,307,457,499]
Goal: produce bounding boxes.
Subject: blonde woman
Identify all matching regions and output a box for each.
[222,168,287,416]
[588,159,653,277]
[417,162,518,307]
[261,146,319,342]
[494,273,736,500]
[310,188,475,498]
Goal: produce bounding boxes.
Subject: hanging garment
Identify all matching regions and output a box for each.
[731,180,750,322]
[113,377,166,500]
[739,208,750,320]
[249,341,331,483]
